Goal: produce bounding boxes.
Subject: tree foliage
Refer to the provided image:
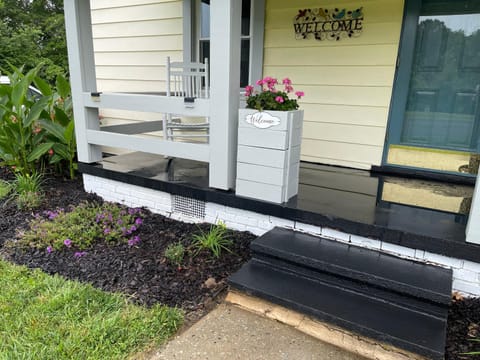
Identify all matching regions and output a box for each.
[0,0,68,83]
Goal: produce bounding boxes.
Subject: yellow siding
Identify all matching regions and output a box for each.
[91,0,183,94]
[263,0,404,168]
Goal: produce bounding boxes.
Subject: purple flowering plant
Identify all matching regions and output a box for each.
[245,77,305,112]
[21,202,144,252]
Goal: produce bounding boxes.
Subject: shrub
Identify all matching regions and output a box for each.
[164,242,185,267]
[20,202,144,251]
[192,222,232,258]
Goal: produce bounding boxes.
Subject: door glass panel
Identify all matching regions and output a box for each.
[387,3,480,175]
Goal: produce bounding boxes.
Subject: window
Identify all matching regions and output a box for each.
[385,0,480,175]
[196,0,252,87]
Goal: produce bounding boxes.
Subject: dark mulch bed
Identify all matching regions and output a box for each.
[0,168,479,358]
[0,169,254,321]
[446,295,480,359]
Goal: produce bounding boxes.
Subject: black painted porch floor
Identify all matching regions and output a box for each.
[79,151,478,262]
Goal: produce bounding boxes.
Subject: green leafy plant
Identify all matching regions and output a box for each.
[31,74,77,179]
[0,65,77,179]
[191,222,232,258]
[245,77,305,111]
[164,242,185,267]
[14,171,43,209]
[0,65,51,175]
[20,202,144,251]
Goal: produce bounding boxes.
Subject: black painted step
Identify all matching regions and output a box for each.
[253,253,447,318]
[229,259,447,360]
[251,227,452,306]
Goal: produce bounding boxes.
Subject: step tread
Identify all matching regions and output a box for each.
[252,227,452,304]
[229,259,447,360]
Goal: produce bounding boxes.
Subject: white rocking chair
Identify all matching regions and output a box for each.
[163,56,210,142]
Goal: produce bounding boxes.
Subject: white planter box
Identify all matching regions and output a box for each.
[236,108,304,203]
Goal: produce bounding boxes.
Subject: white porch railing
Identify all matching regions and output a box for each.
[83,92,210,162]
[64,0,241,190]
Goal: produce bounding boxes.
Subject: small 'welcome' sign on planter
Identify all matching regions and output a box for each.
[293,7,364,41]
[245,112,281,129]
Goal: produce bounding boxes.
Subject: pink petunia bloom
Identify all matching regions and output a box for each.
[275,96,285,103]
[295,91,305,99]
[285,84,294,93]
[245,85,254,97]
[255,79,263,86]
[282,78,292,85]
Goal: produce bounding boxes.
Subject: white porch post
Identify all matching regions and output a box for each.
[466,175,480,243]
[208,0,242,190]
[64,0,102,163]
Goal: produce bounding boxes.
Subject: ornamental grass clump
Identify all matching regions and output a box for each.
[192,222,232,259]
[19,202,144,252]
[14,171,44,209]
[245,76,305,112]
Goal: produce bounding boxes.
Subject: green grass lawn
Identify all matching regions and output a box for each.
[0,260,183,359]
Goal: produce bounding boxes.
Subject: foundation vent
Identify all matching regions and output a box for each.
[172,195,206,220]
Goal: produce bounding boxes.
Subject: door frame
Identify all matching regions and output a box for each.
[382,0,422,165]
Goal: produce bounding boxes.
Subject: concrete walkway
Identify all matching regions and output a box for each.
[150,303,365,360]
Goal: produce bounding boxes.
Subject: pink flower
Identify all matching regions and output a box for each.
[255,79,263,86]
[74,251,87,258]
[285,85,294,93]
[46,246,53,253]
[295,91,305,99]
[64,239,72,247]
[275,96,285,103]
[282,78,292,85]
[245,85,254,97]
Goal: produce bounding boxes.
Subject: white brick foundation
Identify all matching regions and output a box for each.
[83,174,480,297]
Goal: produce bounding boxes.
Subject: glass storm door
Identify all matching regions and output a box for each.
[386,0,480,175]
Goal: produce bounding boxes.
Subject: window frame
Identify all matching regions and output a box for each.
[182,0,265,89]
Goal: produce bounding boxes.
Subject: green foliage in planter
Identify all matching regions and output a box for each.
[19,202,144,251]
[164,242,185,267]
[192,222,232,259]
[245,76,305,111]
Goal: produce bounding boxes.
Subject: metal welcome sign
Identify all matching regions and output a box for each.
[293,7,364,41]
